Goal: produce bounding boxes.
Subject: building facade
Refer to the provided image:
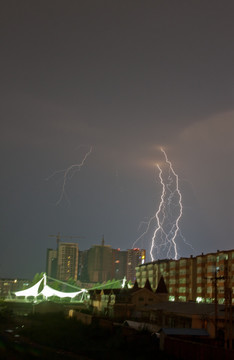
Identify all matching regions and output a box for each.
[87,241,113,283]
[46,248,58,278]
[126,248,146,282]
[57,242,79,281]
[46,239,145,284]
[136,249,234,304]
[112,249,128,280]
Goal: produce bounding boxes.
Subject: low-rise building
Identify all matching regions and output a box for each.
[136,249,234,304]
[0,278,29,299]
[87,276,168,320]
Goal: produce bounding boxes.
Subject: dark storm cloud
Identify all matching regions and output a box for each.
[0,0,233,278]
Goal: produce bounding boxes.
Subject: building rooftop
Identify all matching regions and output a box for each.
[140,301,226,317]
[159,328,209,336]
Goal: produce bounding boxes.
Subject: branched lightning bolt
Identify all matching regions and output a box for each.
[46,146,93,205]
[134,147,189,261]
[150,163,168,260]
[160,148,182,260]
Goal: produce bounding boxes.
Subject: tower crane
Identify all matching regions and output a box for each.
[48,232,85,249]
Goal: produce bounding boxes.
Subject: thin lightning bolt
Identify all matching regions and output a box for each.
[46,146,93,205]
[160,148,182,260]
[134,147,188,261]
[150,163,168,260]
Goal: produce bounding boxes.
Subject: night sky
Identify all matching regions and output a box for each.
[1,0,233,279]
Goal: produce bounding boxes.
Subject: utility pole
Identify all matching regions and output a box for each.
[224,261,233,350]
[214,271,218,339]
[205,268,225,339]
[213,269,225,339]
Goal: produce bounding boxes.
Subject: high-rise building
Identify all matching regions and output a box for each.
[87,238,113,283]
[46,238,146,284]
[46,248,57,278]
[78,250,89,282]
[126,248,146,282]
[57,242,79,281]
[112,249,128,280]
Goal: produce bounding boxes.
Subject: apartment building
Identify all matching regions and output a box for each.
[136,249,234,304]
[46,239,146,284]
[87,240,113,283]
[126,248,146,282]
[57,242,79,281]
[112,249,128,280]
[46,248,57,278]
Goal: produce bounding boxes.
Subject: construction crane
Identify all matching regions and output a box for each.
[48,232,85,249]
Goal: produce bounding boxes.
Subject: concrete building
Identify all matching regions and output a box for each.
[136,249,234,304]
[46,238,146,285]
[127,248,146,282]
[112,249,127,280]
[57,242,79,281]
[46,248,57,278]
[87,238,113,283]
[78,250,89,282]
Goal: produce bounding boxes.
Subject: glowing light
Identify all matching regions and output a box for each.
[121,276,127,288]
[46,146,93,205]
[134,147,191,261]
[15,277,44,298]
[15,274,87,299]
[40,285,86,299]
[150,148,184,260]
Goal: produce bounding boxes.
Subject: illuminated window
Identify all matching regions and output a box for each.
[219,253,228,260]
[179,287,186,293]
[196,297,204,303]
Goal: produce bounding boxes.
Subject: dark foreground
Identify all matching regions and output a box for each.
[0,311,172,360]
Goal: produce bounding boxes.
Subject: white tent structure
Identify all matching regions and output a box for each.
[39,285,86,299]
[15,276,44,298]
[15,273,87,300]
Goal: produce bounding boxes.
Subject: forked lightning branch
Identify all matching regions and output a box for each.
[134,148,187,262]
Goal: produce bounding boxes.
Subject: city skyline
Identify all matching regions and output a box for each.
[1,1,233,278]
